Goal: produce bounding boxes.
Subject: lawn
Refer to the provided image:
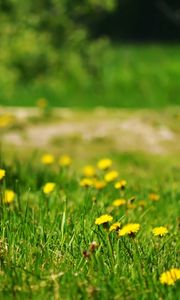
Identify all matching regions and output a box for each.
[0,92,180,298]
[0,142,179,299]
[1,45,180,108]
[1,2,180,296]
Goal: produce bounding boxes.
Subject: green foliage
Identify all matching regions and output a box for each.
[0,1,180,107]
[1,45,180,107]
[0,0,116,101]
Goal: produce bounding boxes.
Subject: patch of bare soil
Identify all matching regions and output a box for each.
[1,107,179,155]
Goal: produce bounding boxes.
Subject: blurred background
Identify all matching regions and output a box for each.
[0,0,180,108]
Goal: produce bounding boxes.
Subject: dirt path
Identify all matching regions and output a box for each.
[1,107,180,155]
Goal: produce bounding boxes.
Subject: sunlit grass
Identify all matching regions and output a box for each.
[0,150,179,299]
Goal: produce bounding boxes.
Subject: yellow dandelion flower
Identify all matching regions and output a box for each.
[80,178,93,188]
[0,114,14,128]
[119,223,140,237]
[138,200,146,207]
[59,155,72,167]
[95,214,113,225]
[152,226,168,237]
[105,170,119,183]
[43,182,56,194]
[112,198,126,207]
[160,268,180,285]
[93,180,106,190]
[127,203,137,209]
[114,180,127,189]
[82,165,96,177]
[41,154,54,165]
[3,190,15,204]
[0,169,5,180]
[97,158,112,170]
[36,98,48,109]
[149,193,160,201]
[109,222,121,232]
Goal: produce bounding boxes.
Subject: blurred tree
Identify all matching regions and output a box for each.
[0,0,116,99]
[0,0,179,103]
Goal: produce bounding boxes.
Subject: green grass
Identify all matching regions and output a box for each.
[0,150,179,299]
[1,45,180,108]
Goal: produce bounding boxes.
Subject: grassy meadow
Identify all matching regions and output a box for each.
[0,42,180,299]
[1,45,180,108]
[0,0,180,297]
[0,124,180,299]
